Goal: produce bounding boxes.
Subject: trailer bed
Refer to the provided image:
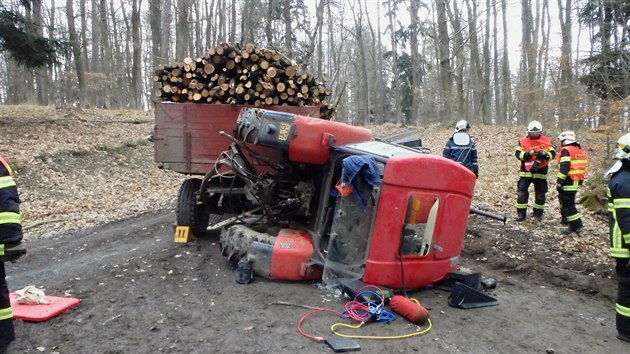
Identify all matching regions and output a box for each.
[153,102,320,174]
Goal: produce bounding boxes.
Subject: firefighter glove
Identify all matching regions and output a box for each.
[537,150,547,159]
[531,160,541,172]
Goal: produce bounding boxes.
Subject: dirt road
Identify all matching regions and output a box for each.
[5,208,627,354]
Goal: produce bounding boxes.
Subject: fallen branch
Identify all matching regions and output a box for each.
[269,301,324,310]
[102,314,122,326]
[23,219,69,231]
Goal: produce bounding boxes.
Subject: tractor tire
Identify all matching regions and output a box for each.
[176,178,210,238]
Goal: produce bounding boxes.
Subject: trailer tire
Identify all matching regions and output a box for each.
[176,178,210,238]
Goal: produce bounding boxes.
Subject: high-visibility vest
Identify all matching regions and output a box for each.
[518,135,553,171]
[558,145,588,181]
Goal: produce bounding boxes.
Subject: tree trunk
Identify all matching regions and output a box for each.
[67,0,88,107]
[410,0,421,125]
[446,1,464,120]
[131,0,143,109]
[283,0,292,57]
[388,0,401,124]
[100,0,112,108]
[436,0,452,121]
[482,0,492,123]
[47,0,56,104]
[161,0,173,61]
[150,0,163,72]
[33,0,48,105]
[501,0,512,124]
[492,0,502,122]
[557,0,573,129]
[80,0,89,73]
[265,0,273,46]
[229,0,237,43]
[176,0,190,60]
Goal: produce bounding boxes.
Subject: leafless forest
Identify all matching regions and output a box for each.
[0,0,628,131]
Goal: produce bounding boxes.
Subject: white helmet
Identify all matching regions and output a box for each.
[455,120,470,132]
[615,132,630,160]
[527,120,543,133]
[558,131,577,144]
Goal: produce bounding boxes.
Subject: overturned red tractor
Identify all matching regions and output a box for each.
[154,103,476,290]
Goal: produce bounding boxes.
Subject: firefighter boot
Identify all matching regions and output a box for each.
[0,342,12,354]
[562,219,583,235]
[515,211,526,222]
[617,332,630,342]
[533,210,543,221]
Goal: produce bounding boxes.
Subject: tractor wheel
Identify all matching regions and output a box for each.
[176,178,210,238]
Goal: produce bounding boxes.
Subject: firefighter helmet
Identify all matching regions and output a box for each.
[527,120,543,133]
[455,120,470,132]
[615,132,630,160]
[558,131,576,145]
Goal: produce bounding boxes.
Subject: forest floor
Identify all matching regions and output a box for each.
[1,104,627,353]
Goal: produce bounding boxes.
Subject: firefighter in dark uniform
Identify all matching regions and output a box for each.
[443,120,479,178]
[0,156,27,353]
[515,120,556,221]
[556,131,588,235]
[607,132,630,343]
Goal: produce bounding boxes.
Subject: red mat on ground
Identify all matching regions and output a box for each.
[9,292,80,322]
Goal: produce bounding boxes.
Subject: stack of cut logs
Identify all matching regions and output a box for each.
[153,42,335,117]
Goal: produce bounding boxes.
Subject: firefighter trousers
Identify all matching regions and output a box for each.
[558,190,583,231]
[0,262,15,345]
[617,258,630,336]
[517,177,548,217]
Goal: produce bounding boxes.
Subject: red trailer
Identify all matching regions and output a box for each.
[153,102,321,174]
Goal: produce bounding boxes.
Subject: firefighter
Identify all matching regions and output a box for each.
[514,120,556,221]
[0,156,27,353]
[556,131,588,235]
[606,132,630,343]
[443,120,479,178]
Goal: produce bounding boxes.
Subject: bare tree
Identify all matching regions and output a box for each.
[435,0,452,121]
[387,0,401,124]
[131,0,143,109]
[409,0,421,125]
[67,0,88,107]
[100,0,112,108]
[501,0,512,123]
[445,0,464,120]
[556,0,573,129]
[161,0,173,61]
[33,0,47,105]
[175,0,190,60]
[149,0,163,69]
[283,0,292,56]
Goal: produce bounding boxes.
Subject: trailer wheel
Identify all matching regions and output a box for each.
[176,178,210,238]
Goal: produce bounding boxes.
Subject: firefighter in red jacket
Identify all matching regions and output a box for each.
[515,121,556,221]
[0,156,27,353]
[556,131,588,234]
[606,132,630,343]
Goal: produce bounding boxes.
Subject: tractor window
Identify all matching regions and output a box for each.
[321,167,378,285]
[400,194,439,256]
